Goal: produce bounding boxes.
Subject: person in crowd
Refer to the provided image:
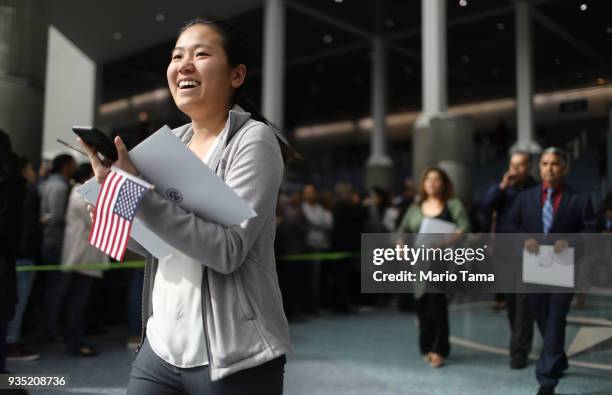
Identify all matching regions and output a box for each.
[394,179,417,312]
[330,182,364,313]
[302,184,333,314]
[40,153,76,342]
[397,166,470,368]
[596,190,612,232]
[126,254,145,349]
[275,191,308,321]
[363,186,393,233]
[481,151,537,369]
[508,147,596,395]
[59,164,107,356]
[392,178,416,229]
[0,130,25,373]
[6,157,42,361]
[80,17,293,394]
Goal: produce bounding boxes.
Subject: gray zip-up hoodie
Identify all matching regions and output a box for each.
[130,105,292,381]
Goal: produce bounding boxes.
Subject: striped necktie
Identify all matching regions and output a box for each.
[542,187,554,234]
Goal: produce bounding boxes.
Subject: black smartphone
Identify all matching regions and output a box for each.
[72,126,118,162]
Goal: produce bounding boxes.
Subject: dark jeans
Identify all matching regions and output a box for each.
[277,260,305,320]
[42,244,63,337]
[127,338,285,395]
[415,293,450,358]
[506,293,534,358]
[128,269,144,336]
[63,273,95,352]
[529,293,573,388]
[7,258,37,344]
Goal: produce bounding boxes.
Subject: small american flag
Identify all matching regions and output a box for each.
[89,168,149,261]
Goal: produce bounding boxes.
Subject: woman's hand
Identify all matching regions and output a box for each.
[78,136,139,184]
[87,204,95,223]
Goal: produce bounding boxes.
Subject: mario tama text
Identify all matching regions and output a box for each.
[372,269,494,283]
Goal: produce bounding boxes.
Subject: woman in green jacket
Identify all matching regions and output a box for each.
[396,166,470,368]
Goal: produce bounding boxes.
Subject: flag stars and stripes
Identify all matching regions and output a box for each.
[89,170,148,261]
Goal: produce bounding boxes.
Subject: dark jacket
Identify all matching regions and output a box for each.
[18,185,42,260]
[508,184,596,234]
[332,200,365,251]
[507,184,596,260]
[0,169,25,323]
[481,175,537,233]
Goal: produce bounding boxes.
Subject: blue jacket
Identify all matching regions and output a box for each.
[508,184,596,234]
[481,176,536,233]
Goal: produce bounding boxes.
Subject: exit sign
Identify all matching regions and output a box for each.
[559,99,588,113]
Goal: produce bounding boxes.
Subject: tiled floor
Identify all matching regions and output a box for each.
[7,296,612,394]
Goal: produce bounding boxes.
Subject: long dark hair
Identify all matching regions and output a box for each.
[418,166,454,203]
[178,17,300,163]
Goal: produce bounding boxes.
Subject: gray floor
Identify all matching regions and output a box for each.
[6,298,612,395]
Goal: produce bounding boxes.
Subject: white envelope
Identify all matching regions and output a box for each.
[415,217,457,248]
[522,245,575,288]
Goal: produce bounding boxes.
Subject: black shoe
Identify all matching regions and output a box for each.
[510,354,528,369]
[537,385,555,395]
[6,342,41,362]
[69,345,98,357]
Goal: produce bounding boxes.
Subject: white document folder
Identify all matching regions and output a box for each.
[129,125,256,226]
[77,125,257,259]
[522,245,575,288]
[415,218,457,248]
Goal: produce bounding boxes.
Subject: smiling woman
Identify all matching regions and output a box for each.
[79,16,295,395]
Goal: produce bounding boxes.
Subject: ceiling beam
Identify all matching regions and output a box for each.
[386,5,514,42]
[284,0,475,82]
[530,9,607,66]
[386,0,564,42]
[285,0,371,40]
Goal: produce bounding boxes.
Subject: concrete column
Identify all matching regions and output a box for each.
[416,0,447,128]
[412,0,473,201]
[365,36,393,189]
[261,0,285,128]
[512,0,540,154]
[607,109,612,192]
[0,0,46,160]
[42,25,97,160]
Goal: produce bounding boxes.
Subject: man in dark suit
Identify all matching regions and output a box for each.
[481,151,537,369]
[509,147,596,395]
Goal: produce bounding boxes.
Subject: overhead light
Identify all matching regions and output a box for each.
[334,0,343,3]
[580,3,587,11]
[323,34,333,44]
[459,0,468,7]
[113,32,122,40]
[496,22,505,31]
[155,13,165,22]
